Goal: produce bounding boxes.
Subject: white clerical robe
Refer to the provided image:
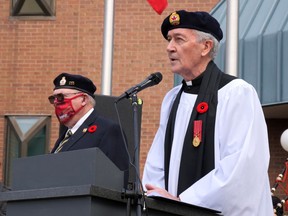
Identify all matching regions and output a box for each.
[142,79,273,215]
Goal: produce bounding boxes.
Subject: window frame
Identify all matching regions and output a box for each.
[10,0,56,20]
[4,115,51,186]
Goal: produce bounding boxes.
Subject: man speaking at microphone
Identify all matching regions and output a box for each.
[49,72,129,173]
[142,10,273,215]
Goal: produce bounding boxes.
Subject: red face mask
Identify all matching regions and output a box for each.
[54,94,84,124]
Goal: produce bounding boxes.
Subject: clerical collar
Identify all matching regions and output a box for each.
[182,72,204,93]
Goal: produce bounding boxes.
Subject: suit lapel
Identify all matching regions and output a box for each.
[60,109,99,151]
[51,131,66,153]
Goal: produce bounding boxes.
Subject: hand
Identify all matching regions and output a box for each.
[145,184,180,201]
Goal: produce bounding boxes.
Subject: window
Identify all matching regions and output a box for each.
[4,115,51,186]
[11,0,55,19]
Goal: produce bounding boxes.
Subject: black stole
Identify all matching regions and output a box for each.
[164,61,233,195]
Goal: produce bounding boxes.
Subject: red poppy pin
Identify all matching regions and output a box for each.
[196,102,209,114]
[88,125,97,133]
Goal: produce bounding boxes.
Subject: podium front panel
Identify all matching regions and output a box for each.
[11,148,124,191]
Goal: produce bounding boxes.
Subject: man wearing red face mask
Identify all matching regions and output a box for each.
[49,73,129,172]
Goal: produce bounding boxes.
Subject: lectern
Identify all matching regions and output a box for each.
[0,148,221,216]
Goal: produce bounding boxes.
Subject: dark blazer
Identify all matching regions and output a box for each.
[51,109,129,171]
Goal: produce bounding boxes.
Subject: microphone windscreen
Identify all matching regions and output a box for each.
[152,72,163,84]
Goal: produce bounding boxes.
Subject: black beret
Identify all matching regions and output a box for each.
[161,10,223,41]
[53,73,96,97]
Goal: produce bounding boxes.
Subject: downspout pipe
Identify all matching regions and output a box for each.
[101,0,115,95]
[225,0,239,76]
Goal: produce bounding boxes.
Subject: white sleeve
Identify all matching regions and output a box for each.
[142,126,166,189]
[142,86,181,190]
[179,80,273,215]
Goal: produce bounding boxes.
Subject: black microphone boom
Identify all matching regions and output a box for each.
[115,72,162,103]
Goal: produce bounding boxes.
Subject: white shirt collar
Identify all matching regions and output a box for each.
[70,108,94,134]
[186,80,193,86]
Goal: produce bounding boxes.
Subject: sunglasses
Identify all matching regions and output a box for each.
[48,92,82,104]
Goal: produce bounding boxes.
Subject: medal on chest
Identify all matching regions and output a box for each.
[193,120,202,147]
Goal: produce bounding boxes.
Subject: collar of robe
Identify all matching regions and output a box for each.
[182,72,204,94]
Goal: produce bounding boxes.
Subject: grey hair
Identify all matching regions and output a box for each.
[194,29,220,59]
[87,94,96,107]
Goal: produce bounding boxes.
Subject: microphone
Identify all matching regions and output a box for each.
[115,72,163,103]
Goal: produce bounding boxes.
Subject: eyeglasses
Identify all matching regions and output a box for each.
[48,92,82,104]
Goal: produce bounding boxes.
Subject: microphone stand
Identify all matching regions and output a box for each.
[122,94,143,216]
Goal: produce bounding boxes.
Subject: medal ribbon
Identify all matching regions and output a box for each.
[193,120,202,147]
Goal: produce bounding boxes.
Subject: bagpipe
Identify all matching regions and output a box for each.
[271,159,288,215]
[271,129,288,216]
[271,129,288,215]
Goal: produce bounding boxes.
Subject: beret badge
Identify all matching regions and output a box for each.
[69,81,75,85]
[60,76,66,86]
[169,12,180,26]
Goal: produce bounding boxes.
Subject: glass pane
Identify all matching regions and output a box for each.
[5,127,21,186]
[12,0,55,16]
[19,0,44,15]
[27,126,46,156]
[44,0,52,7]
[5,115,50,187]
[14,117,39,135]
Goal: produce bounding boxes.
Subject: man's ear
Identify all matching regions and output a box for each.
[201,40,213,57]
[81,95,87,106]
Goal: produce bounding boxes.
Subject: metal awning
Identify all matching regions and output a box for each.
[212,0,288,104]
[211,0,288,118]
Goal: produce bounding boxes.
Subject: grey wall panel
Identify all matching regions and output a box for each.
[213,0,288,105]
